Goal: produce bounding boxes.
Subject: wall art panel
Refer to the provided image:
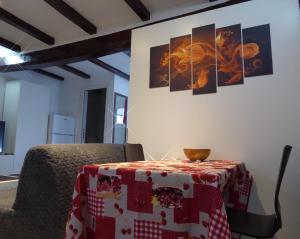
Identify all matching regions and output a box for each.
[149,44,170,88]
[170,35,192,91]
[216,24,244,86]
[243,24,273,77]
[192,24,217,95]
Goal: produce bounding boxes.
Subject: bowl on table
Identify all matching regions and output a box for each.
[184,148,211,162]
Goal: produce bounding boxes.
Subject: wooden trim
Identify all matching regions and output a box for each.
[32,69,64,81]
[59,65,90,79]
[0,37,21,52]
[0,7,55,45]
[124,0,150,21]
[44,0,97,34]
[89,59,130,80]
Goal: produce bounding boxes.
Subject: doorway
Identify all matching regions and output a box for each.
[112,93,128,144]
[83,88,106,143]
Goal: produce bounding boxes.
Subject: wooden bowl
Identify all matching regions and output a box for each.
[184,149,211,161]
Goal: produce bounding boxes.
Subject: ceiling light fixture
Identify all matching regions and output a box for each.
[0,45,25,65]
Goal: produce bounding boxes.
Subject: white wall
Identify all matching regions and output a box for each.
[114,75,129,97]
[1,71,61,115]
[59,65,115,143]
[0,72,60,174]
[129,0,300,238]
[14,81,50,173]
[13,71,60,114]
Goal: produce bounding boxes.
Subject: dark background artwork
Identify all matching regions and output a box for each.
[149,44,170,88]
[242,24,273,77]
[216,24,244,86]
[192,24,217,95]
[149,22,274,95]
[170,34,192,91]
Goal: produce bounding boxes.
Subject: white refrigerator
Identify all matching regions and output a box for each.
[47,114,76,144]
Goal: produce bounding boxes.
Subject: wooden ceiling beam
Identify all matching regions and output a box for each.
[32,69,64,81]
[59,65,90,79]
[0,36,21,52]
[123,0,150,21]
[0,7,55,45]
[44,0,97,34]
[0,29,131,72]
[0,0,251,72]
[89,58,130,80]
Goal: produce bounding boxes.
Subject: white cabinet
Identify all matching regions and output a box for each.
[0,155,14,175]
[2,81,20,154]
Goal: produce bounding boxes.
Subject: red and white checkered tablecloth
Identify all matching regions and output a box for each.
[65,159,252,239]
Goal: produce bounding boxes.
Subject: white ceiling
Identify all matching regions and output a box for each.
[0,0,219,80]
[44,52,131,79]
[0,0,210,51]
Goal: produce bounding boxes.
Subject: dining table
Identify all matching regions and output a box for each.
[65,159,252,239]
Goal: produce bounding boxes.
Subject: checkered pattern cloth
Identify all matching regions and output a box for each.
[87,189,104,216]
[238,174,252,196]
[134,220,162,239]
[65,160,253,239]
[208,209,231,239]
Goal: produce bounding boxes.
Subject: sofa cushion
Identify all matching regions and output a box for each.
[12,144,126,239]
[0,143,144,239]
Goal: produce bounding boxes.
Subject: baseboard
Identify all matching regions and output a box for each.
[0,179,18,191]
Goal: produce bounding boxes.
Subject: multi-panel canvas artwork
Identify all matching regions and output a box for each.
[242,24,273,77]
[192,24,217,95]
[149,44,170,88]
[170,35,192,92]
[149,22,273,95]
[216,24,244,86]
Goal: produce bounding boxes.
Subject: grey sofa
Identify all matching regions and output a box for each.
[0,143,144,239]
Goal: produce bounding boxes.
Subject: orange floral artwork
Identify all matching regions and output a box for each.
[149,44,170,88]
[170,35,192,91]
[192,24,217,95]
[216,24,244,86]
[149,23,273,94]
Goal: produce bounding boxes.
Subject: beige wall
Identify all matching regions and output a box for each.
[129,0,300,238]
